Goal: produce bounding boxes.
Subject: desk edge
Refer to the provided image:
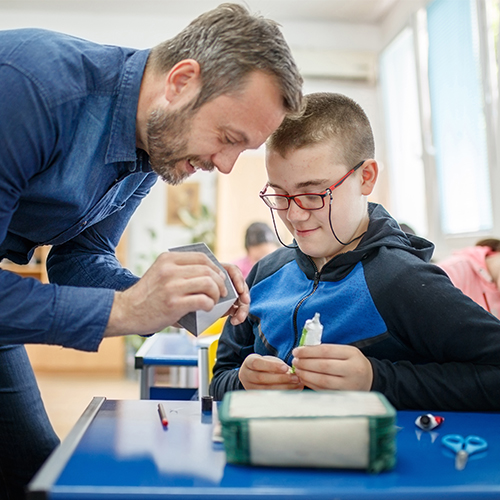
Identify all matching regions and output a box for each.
[134,334,161,368]
[27,396,106,499]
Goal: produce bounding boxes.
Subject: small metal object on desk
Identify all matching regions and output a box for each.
[201,395,213,414]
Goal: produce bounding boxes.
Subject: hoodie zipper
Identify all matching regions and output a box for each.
[285,259,322,365]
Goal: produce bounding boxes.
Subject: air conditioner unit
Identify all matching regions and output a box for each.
[292,48,377,83]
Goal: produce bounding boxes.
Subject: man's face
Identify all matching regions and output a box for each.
[147,71,286,185]
[146,100,200,185]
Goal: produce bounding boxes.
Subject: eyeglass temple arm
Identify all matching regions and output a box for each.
[330,160,366,191]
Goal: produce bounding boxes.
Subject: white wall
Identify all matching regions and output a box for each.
[0,0,420,271]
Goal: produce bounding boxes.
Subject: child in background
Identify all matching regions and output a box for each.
[438,238,500,317]
[210,92,500,411]
[233,222,279,279]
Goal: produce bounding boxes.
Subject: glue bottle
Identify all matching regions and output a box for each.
[289,313,324,374]
[299,312,323,346]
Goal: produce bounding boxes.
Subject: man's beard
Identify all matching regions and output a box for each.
[146,101,215,185]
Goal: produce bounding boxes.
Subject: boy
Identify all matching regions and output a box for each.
[210,92,500,411]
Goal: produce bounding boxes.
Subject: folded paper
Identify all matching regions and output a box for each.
[168,243,237,336]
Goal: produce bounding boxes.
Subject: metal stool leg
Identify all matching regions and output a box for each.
[140,366,151,399]
[198,346,209,398]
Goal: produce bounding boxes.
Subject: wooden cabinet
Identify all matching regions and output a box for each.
[25,338,125,375]
[0,245,50,282]
[1,238,128,375]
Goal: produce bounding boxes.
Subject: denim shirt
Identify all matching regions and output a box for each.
[0,29,158,350]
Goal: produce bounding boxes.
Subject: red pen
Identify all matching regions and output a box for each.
[158,403,168,428]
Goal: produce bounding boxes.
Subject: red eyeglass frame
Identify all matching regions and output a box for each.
[259,160,366,210]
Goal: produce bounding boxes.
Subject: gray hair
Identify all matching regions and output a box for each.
[148,3,303,113]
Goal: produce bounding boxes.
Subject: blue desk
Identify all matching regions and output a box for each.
[28,398,500,499]
[135,332,199,400]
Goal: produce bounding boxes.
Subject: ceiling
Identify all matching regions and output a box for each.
[151,0,402,24]
[240,0,400,24]
[0,0,401,25]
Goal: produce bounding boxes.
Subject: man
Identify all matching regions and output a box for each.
[0,3,303,497]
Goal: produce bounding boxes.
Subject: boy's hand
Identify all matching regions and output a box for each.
[239,354,304,391]
[291,344,373,391]
[220,263,250,325]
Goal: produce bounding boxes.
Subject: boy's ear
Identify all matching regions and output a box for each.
[360,159,378,196]
[163,59,202,106]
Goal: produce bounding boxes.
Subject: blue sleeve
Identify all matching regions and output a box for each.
[0,65,55,244]
[0,269,114,351]
[209,317,253,401]
[47,173,157,290]
[0,64,136,350]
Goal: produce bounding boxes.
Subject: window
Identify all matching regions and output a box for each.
[380,0,499,257]
[380,27,428,237]
[427,0,492,235]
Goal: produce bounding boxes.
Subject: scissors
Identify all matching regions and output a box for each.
[441,434,488,470]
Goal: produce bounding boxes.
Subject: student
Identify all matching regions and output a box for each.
[438,238,500,317]
[0,5,302,497]
[210,92,500,412]
[233,222,279,279]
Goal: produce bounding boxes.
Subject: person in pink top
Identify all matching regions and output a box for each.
[233,222,279,279]
[438,238,500,318]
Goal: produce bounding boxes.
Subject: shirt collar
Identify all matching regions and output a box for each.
[105,48,152,173]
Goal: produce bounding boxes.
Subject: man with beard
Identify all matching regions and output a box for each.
[0,3,303,498]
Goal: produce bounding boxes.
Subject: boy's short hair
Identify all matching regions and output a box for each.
[149,3,303,113]
[266,92,375,168]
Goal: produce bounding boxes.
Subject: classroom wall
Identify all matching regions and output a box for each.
[0,0,421,266]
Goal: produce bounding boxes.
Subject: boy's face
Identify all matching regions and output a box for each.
[265,142,373,269]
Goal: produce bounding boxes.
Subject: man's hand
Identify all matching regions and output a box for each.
[104,251,228,337]
[291,344,373,391]
[239,354,304,391]
[221,262,250,325]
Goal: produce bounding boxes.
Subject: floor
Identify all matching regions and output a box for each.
[35,372,140,440]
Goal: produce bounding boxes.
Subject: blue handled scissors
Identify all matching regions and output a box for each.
[441,434,488,470]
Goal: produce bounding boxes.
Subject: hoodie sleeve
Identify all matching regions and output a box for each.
[366,247,500,411]
[209,317,254,401]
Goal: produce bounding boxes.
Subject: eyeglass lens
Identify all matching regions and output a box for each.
[264,193,325,210]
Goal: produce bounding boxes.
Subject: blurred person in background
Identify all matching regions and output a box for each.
[438,238,500,317]
[233,222,279,279]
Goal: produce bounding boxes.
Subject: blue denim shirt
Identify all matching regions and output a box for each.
[0,29,158,350]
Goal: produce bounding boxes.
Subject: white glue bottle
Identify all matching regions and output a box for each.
[299,312,323,346]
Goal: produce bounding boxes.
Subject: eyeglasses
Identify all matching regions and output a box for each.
[259,160,365,211]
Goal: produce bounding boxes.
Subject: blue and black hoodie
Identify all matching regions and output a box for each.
[211,203,500,411]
